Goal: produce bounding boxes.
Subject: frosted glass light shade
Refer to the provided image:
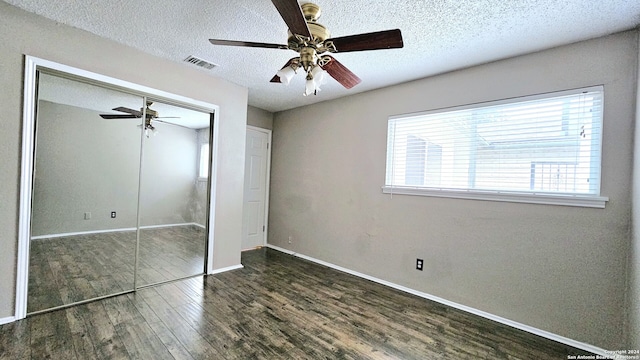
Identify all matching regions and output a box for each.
[311,66,327,85]
[276,66,296,85]
[304,78,316,96]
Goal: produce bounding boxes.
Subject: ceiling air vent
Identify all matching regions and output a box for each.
[184,55,217,70]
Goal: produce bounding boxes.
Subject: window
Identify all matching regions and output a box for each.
[199,143,209,179]
[384,86,607,208]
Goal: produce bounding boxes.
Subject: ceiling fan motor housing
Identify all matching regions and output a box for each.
[145,107,158,118]
[288,3,330,44]
[301,2,321,21]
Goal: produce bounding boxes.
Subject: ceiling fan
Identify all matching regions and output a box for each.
[209,0,403,96]
[99,101,178,137]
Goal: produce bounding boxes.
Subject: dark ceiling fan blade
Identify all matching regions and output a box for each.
[112,107,143,117]
[271,0,311,38]
[270,57,298,83]
[99,114,139,119]
[209,39,289,49]
[327,29,404,53]
[319,55,361,89]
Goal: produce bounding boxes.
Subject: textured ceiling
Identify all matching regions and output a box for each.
[4,0,640,112]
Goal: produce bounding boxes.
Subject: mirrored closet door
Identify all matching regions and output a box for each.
[28,70,212,315]
[137,100,210,287]
[29,73,143,313]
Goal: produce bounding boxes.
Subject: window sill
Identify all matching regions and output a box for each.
[381,186,608,208]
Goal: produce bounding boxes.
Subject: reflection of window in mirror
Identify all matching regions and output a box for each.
[199,143,209,180]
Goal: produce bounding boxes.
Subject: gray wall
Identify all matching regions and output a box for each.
[247,106,273,130]
[631,33,640,350]
[269,31,638,349]
[32,101,142,235]
[140,121,199,227]
[0,2,247,319]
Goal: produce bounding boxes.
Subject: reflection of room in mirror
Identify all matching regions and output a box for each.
[28,73,213,314]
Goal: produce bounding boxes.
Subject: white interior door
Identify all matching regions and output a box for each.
[242,127,271,250]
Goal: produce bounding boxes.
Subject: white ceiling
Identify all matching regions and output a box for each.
[4,0,640,113]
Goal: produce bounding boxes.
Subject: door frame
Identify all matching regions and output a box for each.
[243,125,272,249]
[15,56,220,320]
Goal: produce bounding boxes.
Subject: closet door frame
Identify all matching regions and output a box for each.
[15,56,220,320]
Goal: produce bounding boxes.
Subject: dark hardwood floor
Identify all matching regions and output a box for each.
[3,248,596,359]
[28,226,206,313]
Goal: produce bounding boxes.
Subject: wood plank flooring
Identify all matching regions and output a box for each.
[28,226,206,313]
[3,248,597,359]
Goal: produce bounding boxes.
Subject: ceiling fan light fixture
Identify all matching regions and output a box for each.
[303,65,327,96]
[310,65,327,85]
[143,120,158,138]
[276,65,297,85]
[144,126,158,138]
[304,77,316,96]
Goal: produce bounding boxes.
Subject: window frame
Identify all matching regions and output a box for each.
[198,142,210,181]
[382,86,608,208]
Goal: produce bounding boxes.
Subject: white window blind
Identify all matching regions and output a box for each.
[384,86,607,207]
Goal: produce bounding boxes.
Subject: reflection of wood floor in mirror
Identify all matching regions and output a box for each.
[4,248,594,359]
[28,225,206,313]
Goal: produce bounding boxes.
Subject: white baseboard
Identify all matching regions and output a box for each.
[31,223,205,240]
[0,316,16,325]
[139,223,198,230]
[208,264,243,275]
[31,227,137,240]
[266,244,609,357]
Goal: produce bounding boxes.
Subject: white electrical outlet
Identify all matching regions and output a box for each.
[288,236,293,244]
[84,212,91,220]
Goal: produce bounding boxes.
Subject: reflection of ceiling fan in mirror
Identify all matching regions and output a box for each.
[99,101,179,137]
[208,0,403,96]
